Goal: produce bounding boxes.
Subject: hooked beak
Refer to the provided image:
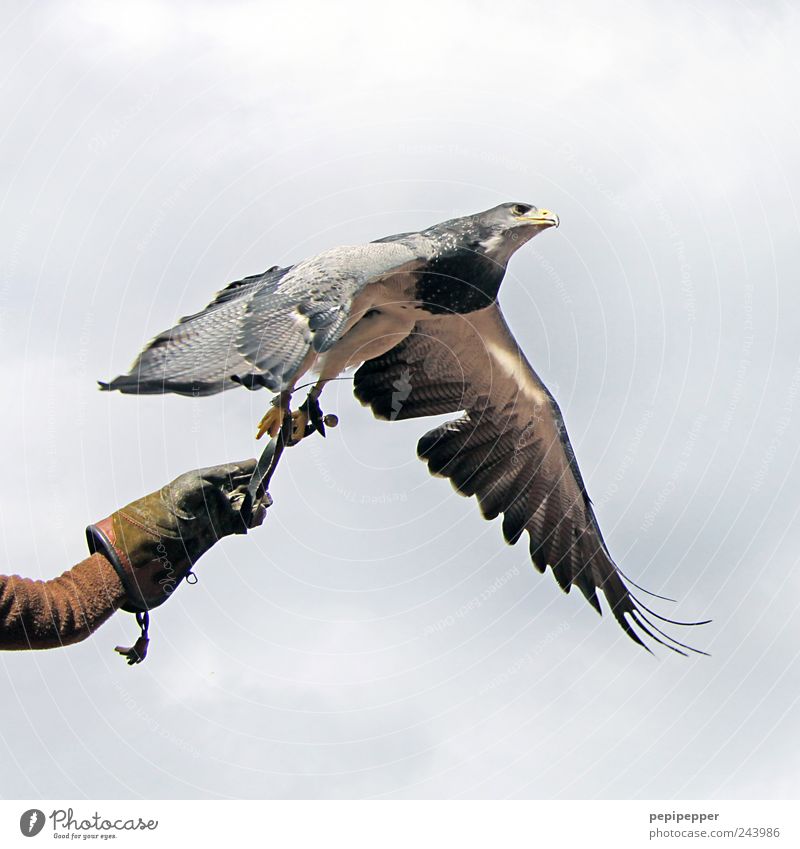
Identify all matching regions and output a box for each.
[518,208,559,228]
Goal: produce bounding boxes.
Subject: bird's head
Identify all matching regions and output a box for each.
[467,201,559,263]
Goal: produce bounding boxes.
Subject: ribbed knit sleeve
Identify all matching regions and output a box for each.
[0,554,126,650]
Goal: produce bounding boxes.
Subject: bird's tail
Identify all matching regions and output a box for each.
[98,312,248,397]
[97,373,230,396]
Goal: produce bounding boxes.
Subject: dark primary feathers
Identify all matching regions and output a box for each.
[354,304,707,655]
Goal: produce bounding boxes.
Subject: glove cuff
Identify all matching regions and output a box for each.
[86,516,188,612]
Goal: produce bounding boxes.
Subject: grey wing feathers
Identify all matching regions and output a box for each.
[100,242,421,397]
[99,266,289,396]
[354,304,708,655]
[186,265,283,313]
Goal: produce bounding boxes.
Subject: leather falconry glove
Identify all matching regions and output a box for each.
[86,459,270,664]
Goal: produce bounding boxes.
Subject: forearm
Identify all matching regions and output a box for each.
[0,554,126,651]
[0,459,263,660]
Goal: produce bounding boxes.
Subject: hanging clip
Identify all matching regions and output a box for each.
[114,610,150,666]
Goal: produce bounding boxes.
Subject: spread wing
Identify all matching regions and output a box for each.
[101,243,425,397]
[353,303,706,654]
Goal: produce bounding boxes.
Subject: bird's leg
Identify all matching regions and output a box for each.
[288,383,339,445]
[256,391,292,440]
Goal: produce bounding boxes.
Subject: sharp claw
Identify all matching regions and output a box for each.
[267,394,335,445]
[256,406,285,440]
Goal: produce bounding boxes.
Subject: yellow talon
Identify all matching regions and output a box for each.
[256,406,310,442]
[256,406,285,440]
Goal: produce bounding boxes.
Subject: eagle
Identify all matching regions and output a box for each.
[101,202,705,654]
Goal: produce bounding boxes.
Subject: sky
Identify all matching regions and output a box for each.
[0,0,799,800]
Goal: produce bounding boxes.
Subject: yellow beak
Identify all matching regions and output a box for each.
[519,208,559,228]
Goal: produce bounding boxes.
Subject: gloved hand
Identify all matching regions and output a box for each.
[86,459,270,614]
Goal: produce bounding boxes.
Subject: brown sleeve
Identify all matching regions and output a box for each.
[0,554,126,651]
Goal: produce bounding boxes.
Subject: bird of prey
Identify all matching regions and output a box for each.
[102,202,704,654]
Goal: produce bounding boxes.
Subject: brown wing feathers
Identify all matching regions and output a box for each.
[353,306,708,655]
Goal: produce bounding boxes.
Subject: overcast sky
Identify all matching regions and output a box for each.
[1,0,799,800]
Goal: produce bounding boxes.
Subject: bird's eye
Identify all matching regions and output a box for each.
[511,204,531,216]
